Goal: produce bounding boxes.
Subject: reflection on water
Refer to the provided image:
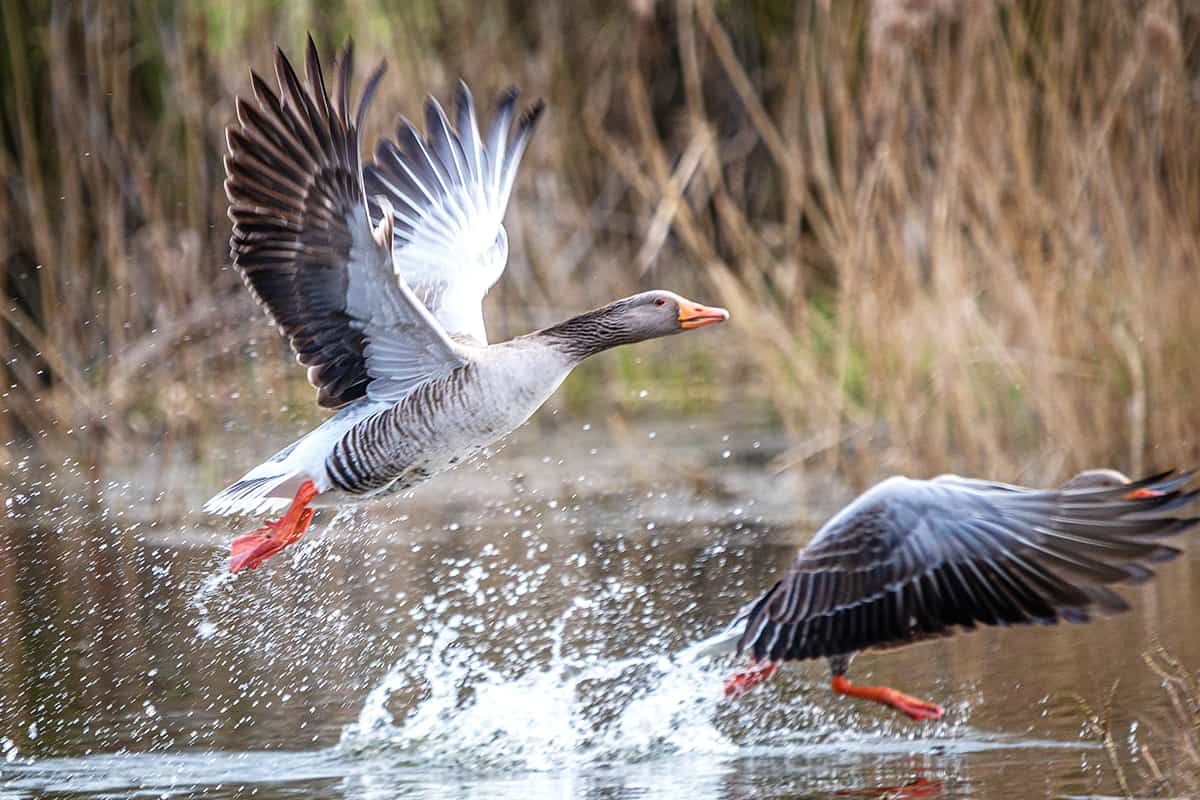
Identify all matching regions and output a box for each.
[1,421,1197,798]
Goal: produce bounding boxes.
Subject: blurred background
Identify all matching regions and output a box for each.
[2,1,1200,797]
[3,0,1198,496]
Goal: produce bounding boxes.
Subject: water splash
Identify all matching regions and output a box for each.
[2,735,22,764]
[187,507,356,640]
[334,580,1003,775]
[338,600,737,771]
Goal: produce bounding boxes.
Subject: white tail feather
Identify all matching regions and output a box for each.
[676,616,745,663]
[203,399,386,518]
[203,468,304,517]
[675,601,761,664]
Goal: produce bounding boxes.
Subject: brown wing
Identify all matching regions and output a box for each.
[738,471,1198,663]
[225,37,464,408]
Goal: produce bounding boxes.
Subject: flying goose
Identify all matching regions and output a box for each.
[204,38,728,572]
[688,469,1197,720]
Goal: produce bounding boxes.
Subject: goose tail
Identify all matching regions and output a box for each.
[677,614,746,663]
[203,462,308,517]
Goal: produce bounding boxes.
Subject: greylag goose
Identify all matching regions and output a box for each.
[204,38,728,572]
[690,469,1197,720]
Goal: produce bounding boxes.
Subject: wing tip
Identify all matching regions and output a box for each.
[497,85,521,108]
[520,98,547,132]
[456,78,475,108]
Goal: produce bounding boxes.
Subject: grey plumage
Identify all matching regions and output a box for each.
[225,37,464,410]
[206,39,728,535]
[225,42,379,408]
[738,470,1199,664]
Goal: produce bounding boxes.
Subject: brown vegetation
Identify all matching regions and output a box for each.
[2,1,1199,500]
[1080,645,1200,795]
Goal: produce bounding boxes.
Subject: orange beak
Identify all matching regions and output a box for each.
[678,299,730,330]
[1124,487,1164,500]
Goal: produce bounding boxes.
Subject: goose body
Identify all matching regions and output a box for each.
[205,39,728,571]
[319,339,574,503]
[698,469,1198,720]
[209,338,572,514]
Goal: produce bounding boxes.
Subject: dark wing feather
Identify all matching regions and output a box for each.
[738,472,1199,663]
[226,37,465,409]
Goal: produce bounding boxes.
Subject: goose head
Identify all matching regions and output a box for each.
[1062,468,1162,499]
[538,290,728,360]
[614,290,729,337]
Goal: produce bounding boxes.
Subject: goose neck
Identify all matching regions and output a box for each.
[533,305,635,362]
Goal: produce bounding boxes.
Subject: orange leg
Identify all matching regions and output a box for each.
[724,659,779,698]
[831,675,944,721]
[229,480,319,573]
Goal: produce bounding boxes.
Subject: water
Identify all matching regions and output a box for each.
[2,419,1197,798]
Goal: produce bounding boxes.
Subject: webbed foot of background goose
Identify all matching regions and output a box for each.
[723,659,779,698]
[831,675,944,721]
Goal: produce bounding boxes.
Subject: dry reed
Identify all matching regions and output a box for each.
[2,0,1198,503]
[1080,645,1200,795]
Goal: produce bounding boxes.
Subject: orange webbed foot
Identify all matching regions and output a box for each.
[724,660,779,698]
[880,690,945,721]
[831,675,944,721]
[230,520,288,573]
[229,481,318,573]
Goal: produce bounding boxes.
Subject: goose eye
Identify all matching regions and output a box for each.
[653,298,666,307]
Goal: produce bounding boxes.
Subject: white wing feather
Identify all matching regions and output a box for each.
[365,83,544,344]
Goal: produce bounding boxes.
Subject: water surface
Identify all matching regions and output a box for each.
[1,419,1195,798]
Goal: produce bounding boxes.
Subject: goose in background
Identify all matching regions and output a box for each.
[685,469,1197,720]
[204,38,728,573]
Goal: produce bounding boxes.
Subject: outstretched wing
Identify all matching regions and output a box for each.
[364,83,544,344]
[738,471,1198,662]
[225,37,467,409]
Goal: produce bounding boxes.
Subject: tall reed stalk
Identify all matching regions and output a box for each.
[2,1,1197,505]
